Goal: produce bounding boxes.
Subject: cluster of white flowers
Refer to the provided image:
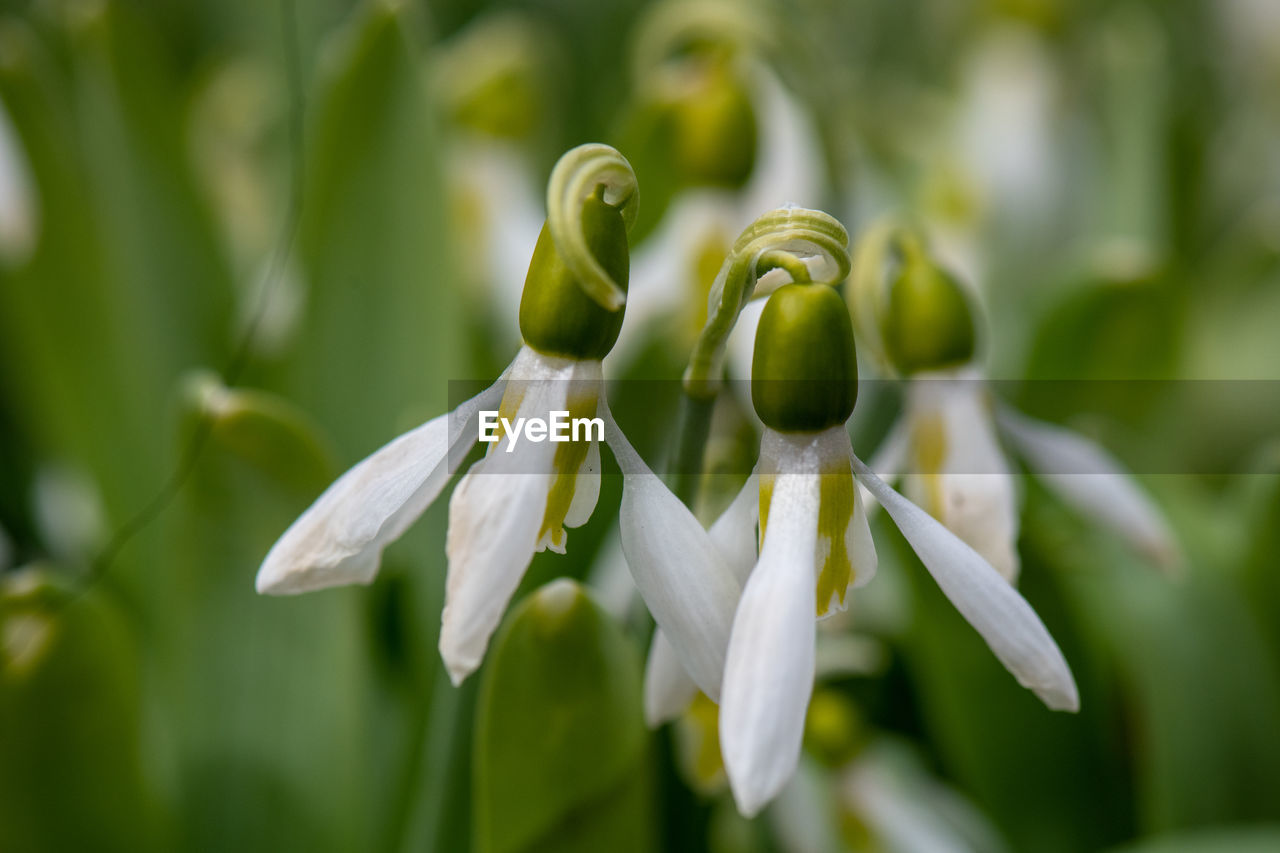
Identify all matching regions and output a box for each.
[258,18,1178,821]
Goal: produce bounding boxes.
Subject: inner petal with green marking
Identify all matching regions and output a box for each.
[536,388,599,552]
[910,409,948,520]
[815,458,857,617]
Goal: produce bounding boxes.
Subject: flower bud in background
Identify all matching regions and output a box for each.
[433,12,564,344]
[611,0,827,372]
[1,569,158,850]
[854,223,1181,579]
[474,579,653,853]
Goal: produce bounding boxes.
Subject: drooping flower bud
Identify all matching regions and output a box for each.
[433,13,555,143]
[882,245,976,375]
[665,57,758,190]
[518,188,631,360]
[849,222,978,376]
[751,283,858,433]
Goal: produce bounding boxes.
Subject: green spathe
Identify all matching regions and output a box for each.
[519,192,630,360]
[474,580,652,853]
[883,252,976,375]
[752,283,859,433]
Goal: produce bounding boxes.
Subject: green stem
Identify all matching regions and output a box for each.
[665,391,716,510]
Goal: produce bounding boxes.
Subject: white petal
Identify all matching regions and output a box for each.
[997,407,1182,571]
[255,379,505,595]
[0,100,38,265]
[852,455,1079,711]
[454,141,544,335]
[604,403,742,700]
[741,62,824,215]
[860,415,910,515]
[720,472,818,817]
[763,427,877,613]
[584,530,639,621]
[440,450,551,684]
[845,471,879,592]
[708,473,760,583]
[724,298,765,425]
[903,378,1021,582]
[439,350,597,684]
[563,436,601,530]
[643,473,762,726]
[843,755,981,853]
[643,629,700,727]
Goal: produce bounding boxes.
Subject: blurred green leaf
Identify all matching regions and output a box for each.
[288,1,460,454]
[1,568,161,852]
[887,518,1136,853]
[154,370,373,852]
[1025,484,1280,833]
[474,579,653,853]
[1106,826,1280,853]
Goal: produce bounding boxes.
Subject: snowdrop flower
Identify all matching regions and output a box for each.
[608,205,852,714]
[258,144,641,684]
[851,223,1181,578]
[619,273,1079,818]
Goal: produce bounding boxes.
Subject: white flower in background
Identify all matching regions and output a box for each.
[771,739,1010,853]
[853,226,1181,578]
[0,96,38,266]
[432,12,561,348]
[611,0,825,370]
[189,60,307,357]
[449,142,544,339]
[258,144,641,684]
[618,282,1079,817]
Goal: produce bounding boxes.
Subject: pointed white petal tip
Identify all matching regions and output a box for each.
[254,547,379,596]
[720,472,817,820]
[1038,679,1080,713]
[439,628,482,687]
[445,658,474,688]
[604,403,740,701]
[852,454,1080,714]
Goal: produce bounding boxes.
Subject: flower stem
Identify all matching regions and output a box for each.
[666,390,716,509]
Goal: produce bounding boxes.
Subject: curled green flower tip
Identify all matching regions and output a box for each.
[545,143,639,312]
[849,219,976,376]
[752,282,858,432]
[684,206,851,398]
[520,189,630,360]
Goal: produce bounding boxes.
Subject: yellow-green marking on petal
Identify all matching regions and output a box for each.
[536,391,596,551]
[815,461,856,617]
[911,410,948,519]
